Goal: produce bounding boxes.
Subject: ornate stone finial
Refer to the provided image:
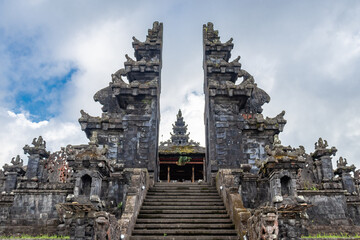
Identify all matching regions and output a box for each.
[80,109,90,119]
[11,155,23,167]
[337,157,347,168]
[312,138,337,159]
[177,109,182,118]
[273,134,281,146]
[226,38,233,44]
[125,54,135,63]
[31,136,46,148]
[231,56,240,63]
[315,137,328,150]
[146,21,162,43]
[23,136,50,158]
[132,36,140,43]
[203,22,220,43]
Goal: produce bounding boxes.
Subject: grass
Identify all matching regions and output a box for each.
[301,233,360,239]
[0,235,69,239]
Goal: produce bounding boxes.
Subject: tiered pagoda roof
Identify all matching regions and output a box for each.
[159,110,205,154]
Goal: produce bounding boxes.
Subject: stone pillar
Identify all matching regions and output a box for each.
[342,173,356,193]
[270,176,281,202]
[4,172,18,193]
[23,136,50,180]
[334,157,357,194]
[2,155,25,193]
[311,138,337,182]
[320,155,334,181]
[91,176,102,197]
[25,154,40,179]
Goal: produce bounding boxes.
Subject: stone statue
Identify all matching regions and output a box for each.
[274,134,281,146]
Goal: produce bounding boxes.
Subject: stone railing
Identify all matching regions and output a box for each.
[216,169,250,239]
[118,168,149,240]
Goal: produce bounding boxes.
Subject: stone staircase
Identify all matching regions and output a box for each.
[130,182,239,240]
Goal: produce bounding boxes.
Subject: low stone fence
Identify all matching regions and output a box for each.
[216,169,250,239]
[303,238,360,240]
[118,168,149,240]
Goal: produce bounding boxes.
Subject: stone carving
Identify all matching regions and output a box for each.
[245,86,270,113]
[33,136,46,148]
[248,207,279,240]
[315,137,328,150]
[23,136,50,157]
[10,155,23,167]
[125,54,135,63]
[312,137,337,158]
[146,21,162,42]
[44,148,72,183]
[203,22,221,43]
[355,169,360,179]
[337,157,348,168]
[80,109,90,119]
[274,134,281,146]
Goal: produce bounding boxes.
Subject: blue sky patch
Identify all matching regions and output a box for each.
[14,67,77,122]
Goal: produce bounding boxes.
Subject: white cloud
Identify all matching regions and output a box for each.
[0,109,87,168]
[0,0,360,170]
[159,92,205,145]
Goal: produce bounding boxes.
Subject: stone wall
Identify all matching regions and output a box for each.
[300,191,349,225]
[0,182,72,236]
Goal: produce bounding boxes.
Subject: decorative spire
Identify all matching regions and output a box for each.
[170,109,189,145]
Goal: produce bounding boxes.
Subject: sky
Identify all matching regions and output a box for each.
[0,0,360,169]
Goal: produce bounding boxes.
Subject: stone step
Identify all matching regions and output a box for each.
[135,218,233,224]
[155,183,210,186]
[141,205,226,210]
[148,189,218,193]
[130,236,239,240]
[131,182,238,239]
[149,186,216,191]
[146,192,220,196]
[143,198,222,202]
[132,229,238,236]
[134,223,235,229]
[139,209,228,214]
[137,214,231,219]
[142,201,224,206]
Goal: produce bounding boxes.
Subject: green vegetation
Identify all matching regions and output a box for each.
[303,181,319,191]
[177,156,191,166]
[117,201,123,209]
[0,235,69,239]
[301,233,360,239]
